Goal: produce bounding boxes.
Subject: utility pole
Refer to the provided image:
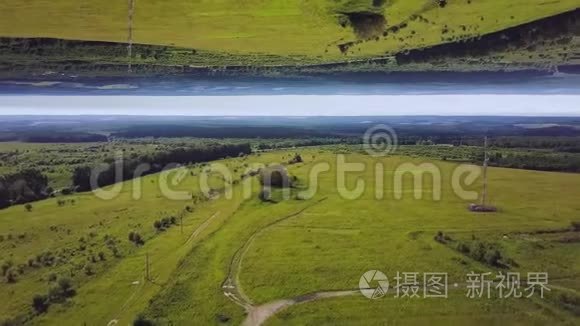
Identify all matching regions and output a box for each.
[481,136,489,206]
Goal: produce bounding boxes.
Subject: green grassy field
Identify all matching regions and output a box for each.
[2,146,579,325]
[0,0,577,61]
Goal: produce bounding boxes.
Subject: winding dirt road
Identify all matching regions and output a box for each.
[242,290,358,326]
[219,197,362,326]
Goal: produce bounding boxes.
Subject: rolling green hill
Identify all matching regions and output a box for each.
[0,0,579,75]
[0,0,577,58]
[1,147,579,325]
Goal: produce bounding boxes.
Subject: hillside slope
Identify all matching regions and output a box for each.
[0,0,578,60]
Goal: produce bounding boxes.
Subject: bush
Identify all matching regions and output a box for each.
[60,188,73,195]
[1,260,13,276]
[83,264,94,276]
[288,153,303,164]
[129,232,144,246]
[434,231,446,243]
[470,242,487,262]
[128,231,136,242]
[4,268,17,283]
[57,277,75,297]
[32,294,49,313]
[484,249,502,267]
[558,292,580,315]
[24,203,33,212]
[456,242,470,254]
[133,314,155,326]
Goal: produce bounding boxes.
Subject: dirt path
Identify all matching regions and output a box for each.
[186,212,219,244]
[220,198,361,326]
[242,290,358,326]
[106,211,219,325]
[222,198,328,307]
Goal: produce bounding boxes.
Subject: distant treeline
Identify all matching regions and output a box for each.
[22,133,108,143]
[488,152,580,173]
[480,136,580,153]
[402,135,580,153]
[396,8,580,64]
[255,138,351,150]
[0,169,50,209]
[110,125,324,139]
[0,131,107,143]
[72,143,251,192]
[0,37,171,59]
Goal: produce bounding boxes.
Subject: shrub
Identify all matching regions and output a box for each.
[128,231,136,242]
[484,249,502,267]
[133,314,155,326]
[505,257,519,268]
[129,232,144,246]
[456,242,470,254]
[24,203,33,212]
[434,231,445,243]
[57,277,75,297]
[1,260,13,276]
[32,294,49,313]
[4,268,17,283]
[288,153,303,164]
[470,242,487,262]
[61,188,73,195]
[558,292,580,315]
[83,264,94,276]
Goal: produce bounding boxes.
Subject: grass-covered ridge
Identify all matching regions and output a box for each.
[0,0,578,76]
[3,146,578,325]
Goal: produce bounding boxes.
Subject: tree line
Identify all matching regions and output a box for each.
[0,169,50,209]
[72,143,251,192]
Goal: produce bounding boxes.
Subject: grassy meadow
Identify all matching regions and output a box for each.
[1,146,580,325]
[0,0,577,61]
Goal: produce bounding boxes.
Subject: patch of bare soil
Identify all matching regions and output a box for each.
[242,290,358,326]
